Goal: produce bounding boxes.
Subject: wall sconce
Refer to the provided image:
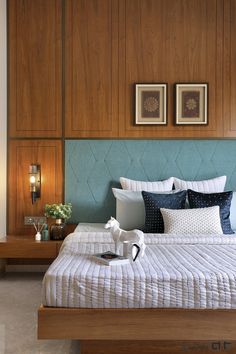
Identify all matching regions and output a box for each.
[29,164,41,204]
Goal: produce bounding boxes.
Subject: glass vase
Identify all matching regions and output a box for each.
[50,218,66,240]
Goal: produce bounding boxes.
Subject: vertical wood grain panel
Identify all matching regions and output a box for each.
[8,0,62,137]
[119,0,223,138]
[231,0,236,132]
[65,0,119,137]
[224,0,236,136]
[8,140,63,235]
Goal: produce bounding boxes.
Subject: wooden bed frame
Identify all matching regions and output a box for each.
[38,306,236,353]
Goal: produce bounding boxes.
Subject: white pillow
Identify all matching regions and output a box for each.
[173,176,226,193]
[230,191,236,231]
[160,206,223,235]
[120,177,174,192]
[112,188,180,230]
[112,189,145,230]
[74,223,108,232]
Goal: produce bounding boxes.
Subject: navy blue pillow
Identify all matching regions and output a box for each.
[142,190,187,233]
[187,189,233,234]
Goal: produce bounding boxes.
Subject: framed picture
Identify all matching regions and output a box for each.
[175,83,208,125]
[135,84,167,125]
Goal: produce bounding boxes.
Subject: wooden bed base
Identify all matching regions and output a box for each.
[38,306,236,353]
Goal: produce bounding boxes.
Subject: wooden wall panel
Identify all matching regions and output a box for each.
[224,0,236,136]
[65,0,119,137]
[8,0,62,137]
[6,0,236,235]
[118,0,223,138]
[8,140,63,235]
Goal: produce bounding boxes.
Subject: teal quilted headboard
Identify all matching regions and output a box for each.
[65,140,236,223]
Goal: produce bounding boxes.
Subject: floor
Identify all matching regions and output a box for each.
[0,273,80,354]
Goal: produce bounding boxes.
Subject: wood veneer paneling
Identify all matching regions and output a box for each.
[0,240,57,258]
[65,0,119,137]
[8,0,62,138]
[224,0,236,136]
[8,140,63,235]
[38,307,236,340]
[0,235,63,259]
[7,0,236,140]
[6,0,236,236]
[80,340,236,354]
[118,0,224,138]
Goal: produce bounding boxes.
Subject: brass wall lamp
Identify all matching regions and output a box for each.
[29,164,41,204]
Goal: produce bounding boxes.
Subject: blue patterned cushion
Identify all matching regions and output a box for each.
[187,189,234,234]
[142,190,187,233]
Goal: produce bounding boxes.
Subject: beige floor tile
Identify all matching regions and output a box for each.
[0,273,80,354]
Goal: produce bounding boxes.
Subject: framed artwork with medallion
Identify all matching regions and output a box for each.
[175,83,208,125]
[135,84,167,125]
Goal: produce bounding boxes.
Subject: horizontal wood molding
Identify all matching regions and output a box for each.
[8,140,63,235]
[65,0,119,137]
[8,0,62,138]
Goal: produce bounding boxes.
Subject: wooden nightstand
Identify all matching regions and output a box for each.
[0,235,63,259]
[0,235,63,274]
[0,224,76,273]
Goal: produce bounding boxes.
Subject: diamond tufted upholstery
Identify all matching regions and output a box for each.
[65,140,236,223]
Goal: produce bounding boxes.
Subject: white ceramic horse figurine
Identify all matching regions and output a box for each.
[104,217,146,259]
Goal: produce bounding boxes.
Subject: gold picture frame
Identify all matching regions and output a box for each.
[135,84,167,125]
[175,83,208,125]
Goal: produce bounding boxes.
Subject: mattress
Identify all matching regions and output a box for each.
[42,232,236,309]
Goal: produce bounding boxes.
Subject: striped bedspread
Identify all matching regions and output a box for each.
[42,232,236,309]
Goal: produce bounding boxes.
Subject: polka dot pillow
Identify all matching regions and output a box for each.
[187,189,233,234]
[142,190,187,233]
[160,206,223,235]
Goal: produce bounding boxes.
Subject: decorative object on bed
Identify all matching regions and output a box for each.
[160,206,223,235]
[92,251,130,266]
[135,83,167,125]
[120,176,174,192]
[173,176,227,193]
[45,203,72,240]
[104,217,146,259]
[142,190,187,233]
[112,188,181,230]
[175,83,208,125]
[122,241,141,261]
[188,189,233,234]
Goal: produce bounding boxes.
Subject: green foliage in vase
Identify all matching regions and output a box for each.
[44,203,72,220]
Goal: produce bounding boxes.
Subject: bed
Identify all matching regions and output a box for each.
[38,175,236,352]
[38,227,236,353]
